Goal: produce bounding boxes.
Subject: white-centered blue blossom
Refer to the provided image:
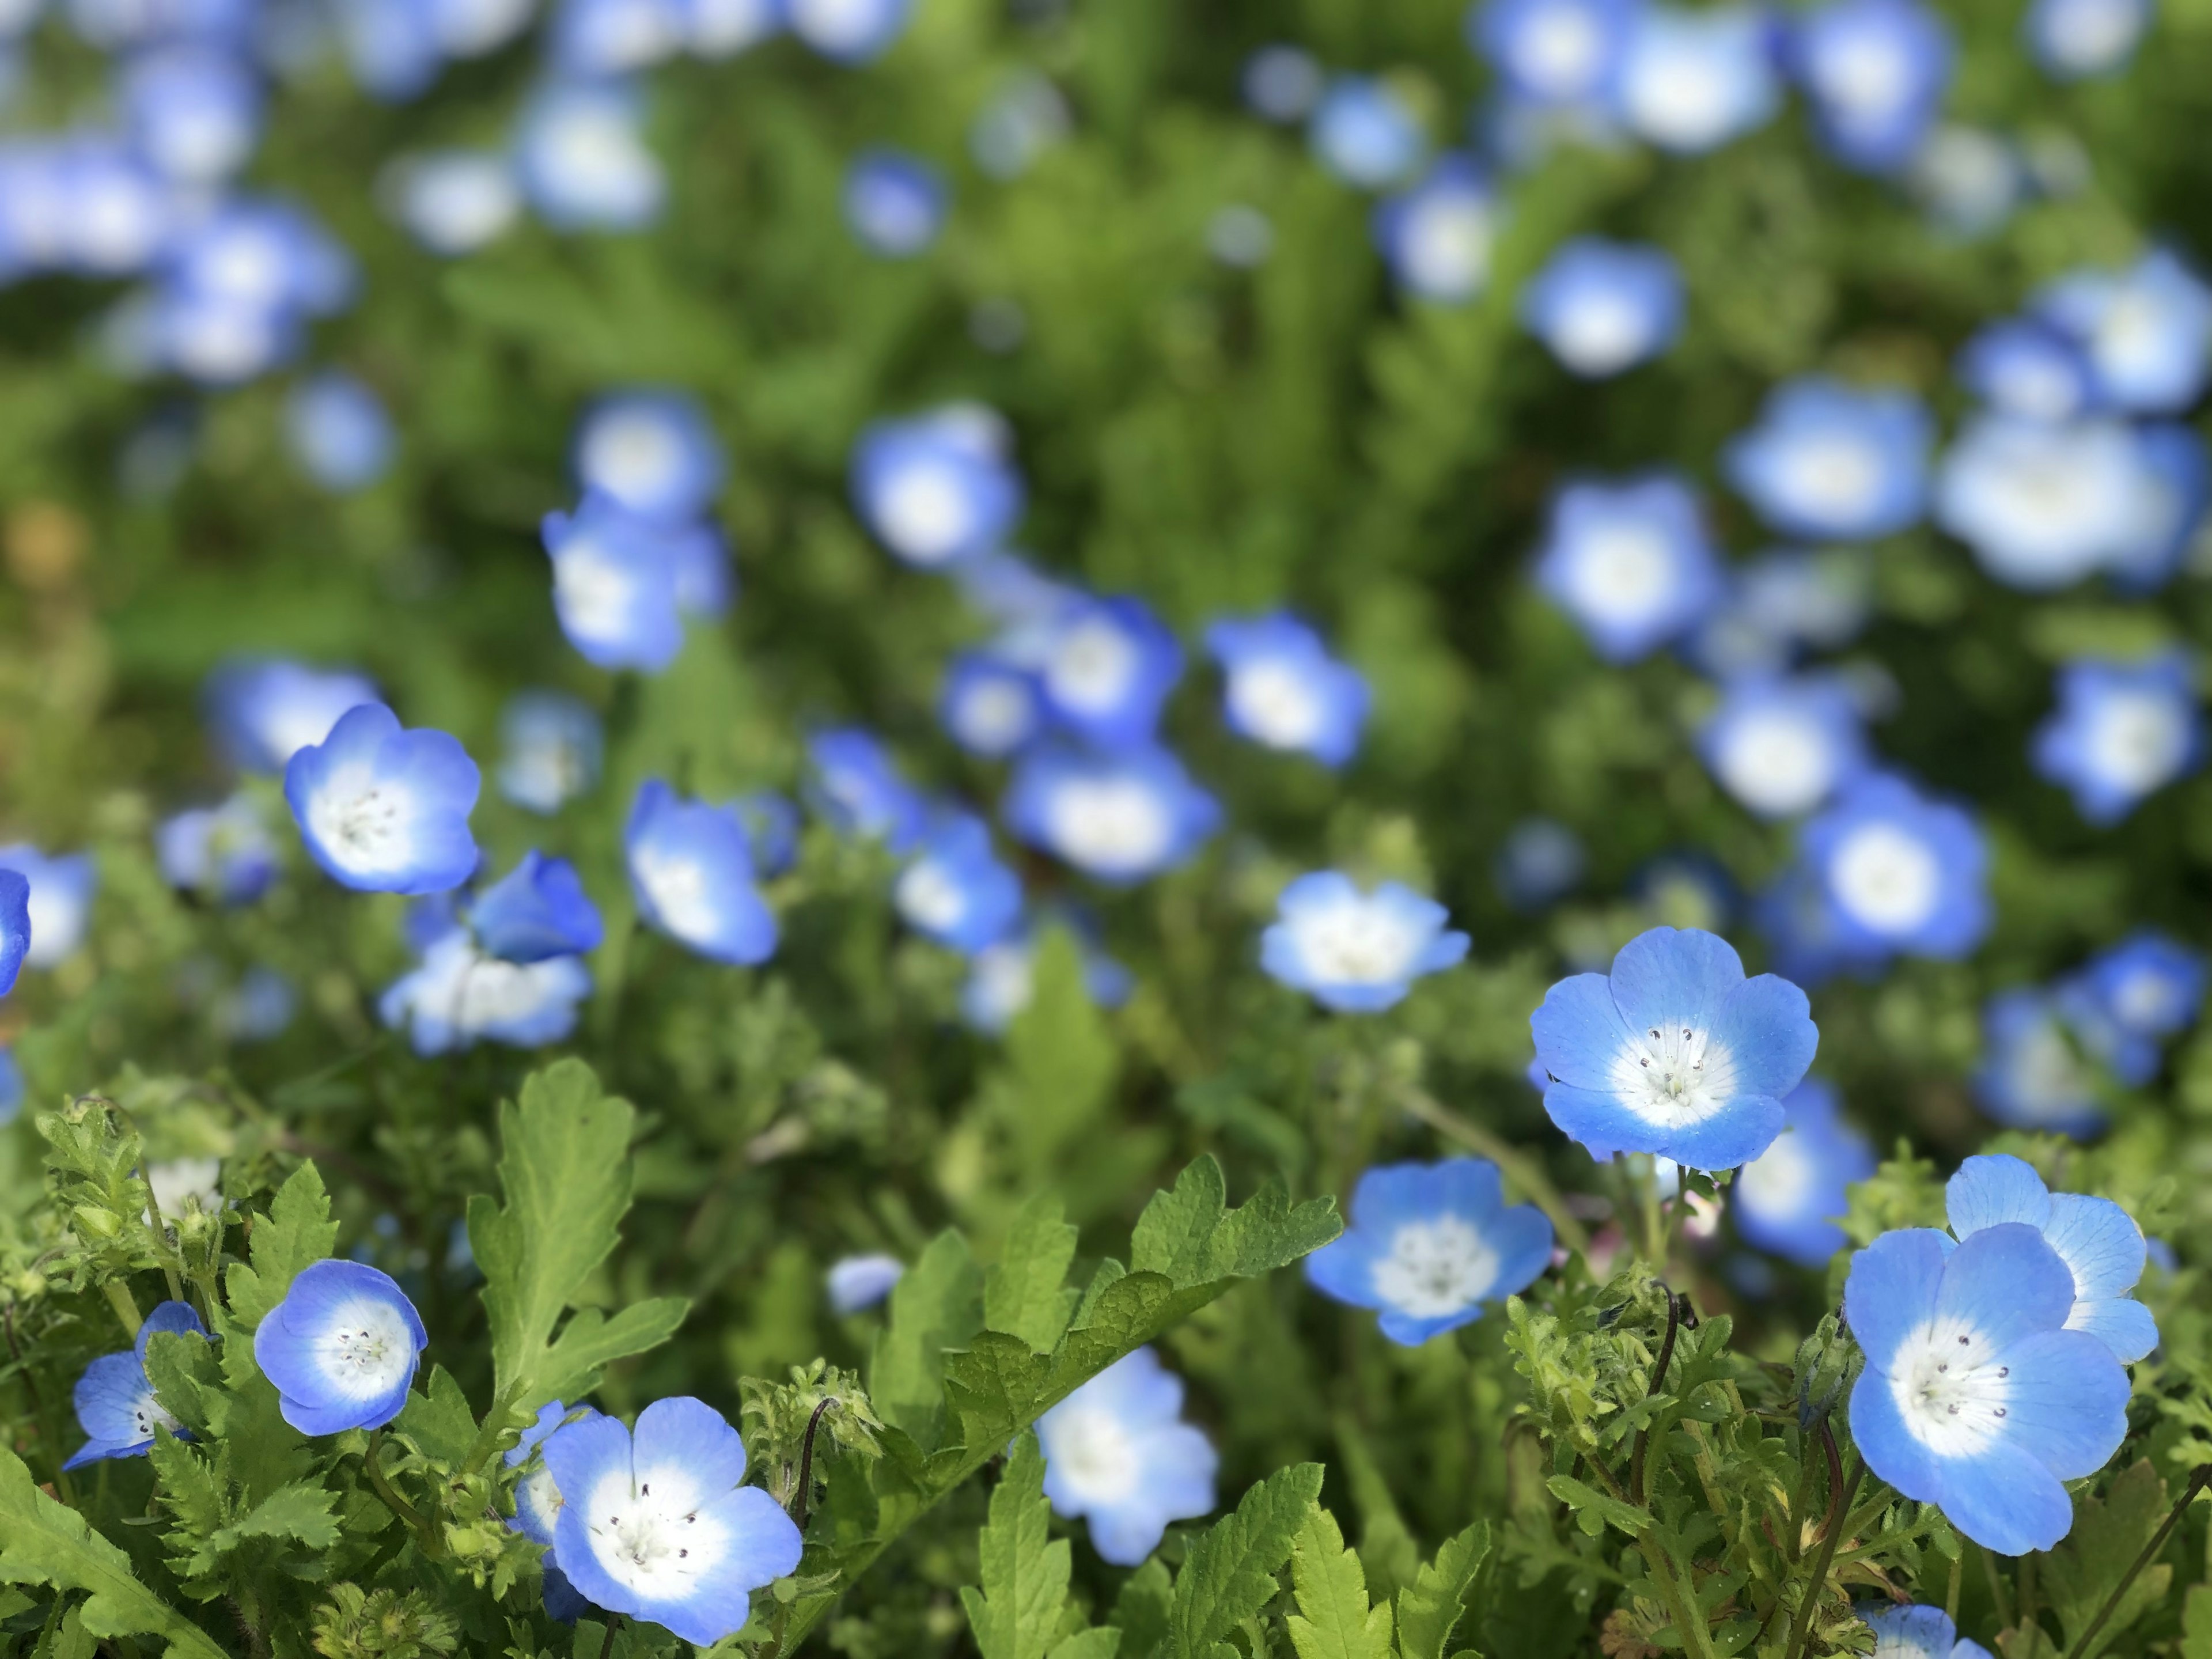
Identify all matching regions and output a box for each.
[850,407,1024,569]
[63,1300,206,1469]
[2036,251,2212,416]
[1036,1347,1216,1566]
[1532,472,1725,663]
[684,0,782,57]
[1203,612,1369,767]
[1002,745,1221,885]
[1844,1221,2129,1554]
[1608,6,1783,155]
[119,44,263,183]
[1798,772,1987,965]
[507,1400,597,1624]
[626,779,776,965]
[1531,925,1818,1170]
[541,1397,803,1644]
[1241,43,1323,122]
[1787,0,1953,175]
[1858,1604,1994,1659]
[542,492,687,672]
[550,0,685,75]
[806,726,927,852]
[825,1254,904,1313]
[284,703,480,895]
[165,196,354,319]
[515,81,666,232]
[31,141,178,280]
[1036,595,1184,749]
[2024,0,2149,78]
[1906,123,2027,239]
[2077,930,2206,1055]
[893,812,1023,954]
[1955,319,2096,423]
[1372,153,1499,304]
[1697,673,1870,819]
[497,691,603,814]
[785,0,910,61]
[286,371,394,493]
[382,148,521,256]
[573,389,724,525]
[380,929,593,1056]
[939,651,1046,759]
[960,922,1132,1034]
[468,851,605,963]
[1724,377,1933,541]
[1520,237,1683,377]
[2031,652,2202,825]
[843,148,947,257]
[1259,873,1469,1014]
[1945,1154,2158,1362]
[1471,0,1634,105]
[255,1259,427,1435]
[204,658,381,775]
[1972,988,2105,1139]
[1933,415,2171,589]
[0,868,26,996]
[1307,75,1426,190]
[1732,1078,1874,1266]
[1687,548,1876,680]
[0,845,96,969]
[1304,1159,1552,1344]
[156,793,278,906]
[330,0,444,100]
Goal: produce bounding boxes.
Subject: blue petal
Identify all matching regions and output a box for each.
[2041,1193,2146,1301]
[1934,1438,2075,1556]
[2070,1296,2159,1364]
[1934,1223,2074,1353]
[1303,1233,1382,1312]
[700,1483,804,1591]
[1860,1604,1959,1658]
[1654,1094,1787,1172]
[632,1396,748,1495]
[1605,927,1745,1038]
[1707,975,1817,1098]
[1542,1081,1669,1160]
[1843,1229,1949,1366]
[1347,1162,1445,1230]
[62,1435,151,1471]
[1087,1503,1171,1566]
[1131,1422,1218,1527]
[1945,1154,2050,1239]
[1073,1347,1184,1427]
[135,1300,209,1361]
[1430,1158,1506,1222]
[1529,974,1633,1090]
[1997,1328,2130,1480]
[71,1353,154,1446]
[1376,1304,1483,1346]
[545,1412,638,1619]
[1484,1206,1555,1300]
[1847,1366,1945,1503]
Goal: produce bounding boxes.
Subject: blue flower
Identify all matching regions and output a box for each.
[0,845,97,969]
[1698,673,1870,820]
[1933,415,2168,590]
[1494,817,1585,910]
[1732,1078,1874,1266]
[204,658,380,774]
[222,966,298,1043]
[626,780,777,965]
[497,691,603,814]
[786,0,909,60]
[506,1400,600,1622]
[1304,1160,1552,1345]
[685,0,782,56]
[543,492,687,672]
[1844,1222,2129,1554]
[1372,154,1499,304]
[2081,930,2206,1045]
[806,727,929,852]
[2037,251,2212,416]
[1531,926,1817,1170]
[1260,873,1469,1014]
[1203,612,1370,767]
[1003,745,1220,885]
[894,812,1023,953]
[1724,377,1932,541]
[541,1397,804,1643]
[468,851,605,963]
[1308,75,1426,190]
[1036,1347,1216,1565]
[1946,1154,2158,1362]
[1241,43,1323,122]
[940,651,1047,759]
[385,148,520,255]
[573,389,724,525]
[2105,423,2210,594]
[255,1259,427,1435]
[549,0,685,75]
[514,82,665,232]
[826,1254,904,1313]
[2024,0,2149,78]
[844,148,947,257]
[1608,6,1783,154]
[1532,473,1725,663]
[0,1046,20,1125]
[120,44,262,183]
[729,790,801,878]
[380,932,593,1055]
[1786,0,1953,175]
[2032,652,2202,825]
[1858,1604,1993,1659]
[0,868,26,996]
[156,793,279,906]
[961,922,1133,1033]
[284,702,480,895]
[165,198,354,320]
[1469,0,1634,106]
[1520,237,1683,378]
[1955,319,2096,423]
[1797,772,1988,965]
[63,1301,206,1469]
[850,407,1025,569]
[286,371,394,493]
[1972,988,2105,1138]
[1036,595,1184,749]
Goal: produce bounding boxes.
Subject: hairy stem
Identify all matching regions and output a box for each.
[361,1429,442,1556]
[2065,1463,2212,1659]
[101,1279,142,1341]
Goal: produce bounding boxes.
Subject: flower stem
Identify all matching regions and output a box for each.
[101,1279,142,1341]
[361,1429,442,1557]
[2063,1463,2212,1659]
[1782,1453,1863,1659]
[1396,1086,1590,1256]
[1631,1289,1688,1505]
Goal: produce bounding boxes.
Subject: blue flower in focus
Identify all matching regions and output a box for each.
[827,1253,904,1313]
[1955,319,2096,423]
[1724,377,1933,541]
[940,651,1046,759]
[1470,0,1635,106]
[64,1300,206,1469]
[573,389,724,525]
[1844,1221,2128,1554]
[286,371,394,493]
[894,812,1023,953]
[0,845,97,969]
[468,851,604,963]
[1858,1605,1993,1659]
[1305,1159,1552,1345]
[1533,473,1725,663]
[1308,75,1425,189]
[550,0,684,76]
[1608,6,1782,155]
[119,44,263,183]
[1241,43,1323,122]
[156,793,278,905]
[1972,988,2104,1138]
[961,922,1133,1033]
[2032,652,2201,825]
[1003,745,1221,885]
[1798,772,1987,965]
[541,1397,803,1643]
[1204,613,1369,767]
[850,407,1025,569]
[1494,817,1585,910]
[255,1259,427,1435]
[785,0,910,62]
[1530,926,1817,1169]
[204,658,380,775]
[1260,873,1469,1014]
[729,790,801,878]
[0,868,26,996]
[285,703,480,895]
[1373,154,1499,304]
[1787,0,1953,175]
[2036,251,2212,416]
[1732,1078,1874,1266]
[806,727,928,851]
[506,1400,599,1624]
[626,780,776,965]
[844,148,947,257]
[1036,1347,1216,1566]
[1037,595,1184,749]
[1946,1153,2158,1362]
[515,81,666,231]
[2024,0,2149,79]
[543,492,687,672]
[385,148,521,256]
[1933,415,2166,590]
[1698,673,1869,820]
[1520,237,1683,378]
[497,691,603,814]
[379,930,593,1056]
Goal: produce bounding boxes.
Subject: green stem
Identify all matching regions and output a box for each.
[1397,1086,1591,1256]
[362,1430,443,1557]
[1782,1456,1864,1659]
[459,1386,522,1479]
[102,1279,142,1340]
[2063,1463,2212,1659]
[1648,1536,1721,1659]
[1944,1547,1963,1626]
[1979,1543,2014,1632]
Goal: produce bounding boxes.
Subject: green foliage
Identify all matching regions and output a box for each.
[1285,1506,1394,1659]
[960,1434,1108,1659]
[1169,1461,1325,1659]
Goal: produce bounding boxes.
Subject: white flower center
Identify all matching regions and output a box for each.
[1520,7,1602,89]
[969,942,1035,1022]
[2110,967,2179,1030]
[1827,821,1940,934]
[1046,779,1172,872]
[544,107,654,195]
[1815,32,1908,113]
[554,535,649,631]
[895,858,968,933]
[581,1464,732,1597]
[314,1296,416,1398]
[1289,898,1424,986]
[1569,523,1674,625]
[631,843,721,945]
[1402,198,1494,297]
[518,1463,565,1537]
[951,677,1033,750]
[1714,707,1836,816]
[1370,1217,1500,1317]
[1044,1407,1139,1504]
[1776,433,1881,521]
[1228,660,1324,748]
[2047,0,2137,64]
[585,412,685,505]
[1048,618,1139,714]
[1736,1128,1817,1219]
[1605,1021,1741,1126]
[304,762,419,874]
[1886,1318,2013,1456]
[877,463,971,563]
[1550,293,1647,374]
[2084,690,2188,795]
[126,1387,183,1444]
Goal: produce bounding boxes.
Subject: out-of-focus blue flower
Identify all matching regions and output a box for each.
[843,148,946,257]
[1946,1153,2158,1362]
[543,491,686,672]
[1203,613,1369,767]
[893,812,1022,954]
[331,0,442,100]
[1906,123,2027,239]
[826,1253,903,1313]
[2036,251,2212,417]
[1003,745,1220,885]
[468,851,604,963]
[1260,873,1468,1014]
[66,0,254,49]
[204,659,379,776]
[2024,0,2149,79]
[2081,930,2206,1047]
[1698,673,1869,819]
[1305,1159,1552,1344]
[1798,772,1986,966]
[550,0,683,75]
[1520,237,1683,377]
[256,1260,426,1435]
[157,793,278,906]
[515,81,666,232]
[219,964,296,1042]
[0,1046,21,1123]
[573,389,724,525]
[47,140,178,278]
[1471,0,1635,106]
[2032,652,2201,825]
[1372,153,1498,303]
[1241,43,1322,122]
[1533,472,1724,663]
[1036,596,1184,749]
[1530,925,1817,1170]
[1308,75,1426,190]
[1036,1347,1216,1566]
[968,71,1070,180]
[1973,988,2104,1138]
[63,1301,205,1469]
[286,371,394,493]
[1608,5,1782,155]
[806,727,927,851]
[497,691,603,814]
[1856,1605,1992,1659]
[960,921,1132,1033]
[626,779,776,964]
[0,868,26,996]
[1495,816,1584,910]
[1724,377,1933,541]
[1934,416,2172,589]
[0,846,97,969]
[383,148,521,256]
[1844,1222,2128,1554]
[166,197,354,318]
[940,651,1046,759]
[505,1400,596,1623]
[2105,423,2210,594]
[1955,319,2096,423]
[284,703,480,896]
[1787,0,1952,175]
[850,407,1024,569]
[119,44,263,183]
[1690,547,1875,679]
[728,790,800,878]
[1732,1078,1873,1266]
[683,0,782,56]
[784,0,906,60]
[380,930,593,1055]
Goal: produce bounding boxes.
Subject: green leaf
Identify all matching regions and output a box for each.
[1285,1508,1393,1659]
[1048,1628,1123,1659]
[147,1430,226,1548]
[984,1191,1081,1354]
[532,1300,692,1411]
[2180,1584,2212,1659]
[1544,1476,1647,1539]
[1169,1462,1325,1659]
[997,927,1120,1171]
[225,1163,338,1330]
[0,1445,229,1659]
[141,1329,221,1438]
[1112,1559,1173,1659]
[181,1482,340,1579]
[1394,1523,1490,1659]
[2044,1460,2176,1658]
[868,1230,983,1452]
[397,1366,480,1466]
[1130,1157,1339,1287]
[960,1433,1078,1659]
[945,1332,1053,1461]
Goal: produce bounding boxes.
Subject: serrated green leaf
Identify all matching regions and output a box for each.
[1169,1462,1325,1659]
[533,1298,692,1409]
[984,1192,1081,1353]
[1049,1628,1123,1659]
[961,1434,1075,1659]
[1395,1523,1490,1659]
[869,1230,983,1452]
[1285,1508,1392,1659]
[945,1332,1053,1460]
[225,1164,338,1330]
[2044,1460,2176,1658]
[183,1482,339,1578]
[397,1366,479,1466]
[1112,1558,1173,1659]
[1544,1476,1647,1539]
[148,1429,226,1547]
[142,1330,221,1438]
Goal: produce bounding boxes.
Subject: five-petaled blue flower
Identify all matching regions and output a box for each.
[843,148,948,257]
[893,812,1024,954]
[1003,745,1221,885]
[1520,237,1684,378]
[1036,595,1185,749]
[1036,1347,1217,1566]
[1858,1604,1993,1659]
[157,793,279,906]
[498,691,604,815]
[380,929,593,1056]
[2070,930,2207,1075]
[1306,75,1425,190]
[850,407,1024,569]
[626,780,777,965]
[468,851,605,963]
[1955,318,2094,423]
[255,1259,427,1435]
[1372,154,1498,304]
[1971,988,2105,1139]
[65,1300,207,1469]
[1204,613,1370,767]
[1724,377,1934,542]
[1304,1158,1552,1345]
[1530,926,1818,1171]
[826,1254,905,1313]
[1697,673,1870,820]
[1732,1078,1875,1267]
[806,727,930,851]
[2031,652,2202,827]
[572,389,725,525]
[1786,0,1953,175]
[2023,0,2148,78]
[1533,474,1725,664]
[1797,772,1988,967]
[286,371,395,493]
[284,702,481,895]
[2036,249,2212,416]
[1946,1153,2158,1362]
[204,658,380,775]
[1608,5,1782,155]
[940,651,1047,759]
[1470,0,1633,106]
[1260,873,1469,1013]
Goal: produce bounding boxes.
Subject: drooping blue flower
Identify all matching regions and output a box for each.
[0,868,26,996]
[1520,237,1683,378]
[1002,745,1221,885]
[1933,415,2167,590]
[1494,817,1585,911]
[1955,319,2096,423]
[506,1400,600,1624]
[850,407,1025,569]
[1372,153,1499,304]
[379,930,593,1056]
[843,148,947,257]
[514,81,666,232]
[156,793,278,906]
[1036,1347,1217,1566]
[204,658,380,775]
[0,845,97,969]
[284,703,480,896]
[1308,75,1426,190]
[1203,613,1369,767]
[940,651,1046,759]
[1241,43,1323,122]
[543,491,687,672]
[2036,251,2212,417]
[1304,1159,1552,1345]
[468,851,605,963]
[385,148,521,256]
[255,1259,427,1435]
[1470,0,1635,106]
[1724,378,1933,541]
[826,1254,904,1313]
[805,727,929,852]
[2031,652,2201,825]
[497,691,603,815]
[541,1397,804,1643]
[1531,926,1817,1170]
[1260,873,1469,1014]
[1036,595,1184,749]
[960,921,1133,1033]
[625,781,775,965]
[1732,1078,1873,1267]
[573,389,724,525]
[2024,0,2149,79]
[1945,1153,2157,1362]
[1844,1221,2129,1555]
[286,371,394,493]
[1972,988,2104,1138]
[1532,472,1725,663]
[119,43,263,183]
[785,0,909,62]
[63,1300,207,1469]
[1608,5,1783,155]
[1858,1604,1994,1659]
[728,790,801,878]
[1697,673,1870,820]
[1787,0,1953,175]
[893,812,1023,954]
[1797,772,1987,965]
